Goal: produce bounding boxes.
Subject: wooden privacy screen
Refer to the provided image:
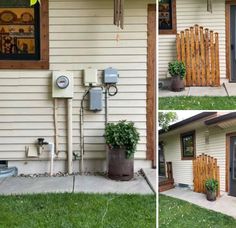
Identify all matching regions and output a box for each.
[176,25,220,86]
[193,153,220,196]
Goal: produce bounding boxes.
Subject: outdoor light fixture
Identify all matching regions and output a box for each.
[114,0,124,29]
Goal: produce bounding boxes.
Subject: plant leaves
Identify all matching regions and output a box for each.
[30,0,40,6]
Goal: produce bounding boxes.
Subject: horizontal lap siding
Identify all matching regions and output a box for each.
[159,0,226,80]
[0,0,154,164]
[163,126,236,192]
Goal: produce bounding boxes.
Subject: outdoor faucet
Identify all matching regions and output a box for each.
[37,138,49,155]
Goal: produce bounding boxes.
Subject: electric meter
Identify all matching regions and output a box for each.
[56,76,69,89]
[52,71,74,98]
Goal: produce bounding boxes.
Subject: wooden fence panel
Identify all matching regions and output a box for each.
[193,153,220,196]
[176,24,220,86]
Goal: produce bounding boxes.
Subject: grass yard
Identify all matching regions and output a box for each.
[159,96,236,110]
[159,194,236,228]
[0,193,156,228]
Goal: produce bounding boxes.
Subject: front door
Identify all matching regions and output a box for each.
[231,6,236,81]
[229,136,236,196]
[159,143,165,176]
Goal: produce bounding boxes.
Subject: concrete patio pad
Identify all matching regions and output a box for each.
[159,88,189,97]
[223,82,236,96]
[161,187,236,219]
[159,85,228,97]
[74,174,153,195]
[0,174,153,195]
[0,176,73,195]
[141,168,156,193]
[188,86,228,96]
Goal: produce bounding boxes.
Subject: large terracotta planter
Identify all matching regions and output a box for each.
[170,76,185,92]
[108,147,134,181]
[206,190,217,201]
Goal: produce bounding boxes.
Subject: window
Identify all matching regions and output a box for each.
[181,131,196,160]
[0,0,48,69]
[159,0,176,34]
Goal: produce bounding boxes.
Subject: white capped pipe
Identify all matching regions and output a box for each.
[48,142,54,176]
[67,99,73,174]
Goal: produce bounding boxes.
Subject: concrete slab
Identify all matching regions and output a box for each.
[141,169,156,193]
[159,88,189,97]
[161,188,236,219]
[0,176,73,195]
[74,175,153,195]
[188,86,227,96]
[223,82,236,96]
[0,177,6,185]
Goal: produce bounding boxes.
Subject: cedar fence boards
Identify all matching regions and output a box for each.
[193,153,220,197]
[176,25,220,86]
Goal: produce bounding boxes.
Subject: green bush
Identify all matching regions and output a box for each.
[168,60,186,79]
[205,178,218,192]
[104,120,140,158]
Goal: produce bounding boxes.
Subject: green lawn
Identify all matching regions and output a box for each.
[0,193,156,228]
[159,194,236,228]
[159,96,236,110]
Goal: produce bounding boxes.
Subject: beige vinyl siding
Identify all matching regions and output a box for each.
[159,0,226,80]
[0,0,154,169]
[163,125,236,192]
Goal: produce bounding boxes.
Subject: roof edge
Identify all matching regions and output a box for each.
[205,112,236,125]
[159,112,217,135]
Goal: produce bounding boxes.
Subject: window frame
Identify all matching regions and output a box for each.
[159,0,177,35]
[180,130,196,160]
[0,0,49,69]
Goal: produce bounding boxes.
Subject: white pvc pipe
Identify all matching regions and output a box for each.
[48,143,54,176]
[67,99,73,174]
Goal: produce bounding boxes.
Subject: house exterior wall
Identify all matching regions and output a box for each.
[0,0,155,174]
[162,125,236,192]
[159,0,226,81]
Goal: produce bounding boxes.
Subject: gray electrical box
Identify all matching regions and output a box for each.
[104,67,118,84]
[89,87,103,111]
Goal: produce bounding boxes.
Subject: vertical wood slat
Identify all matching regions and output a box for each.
[215,33,220,86]
[195,25,200,85]
[176,34,181,61]
[210,31,215,85]
[200,27,205,86]
[176,25,220,86]
[190,27,196,85]
[193,153,220,197]
[185,29,191,86]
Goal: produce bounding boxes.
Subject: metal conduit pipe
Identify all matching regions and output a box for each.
[67,99,73,174]
[80,89,90,174]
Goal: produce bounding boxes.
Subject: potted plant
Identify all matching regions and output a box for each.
[104,120,140,181]
[205,178,218,201]
[168,60,186,92]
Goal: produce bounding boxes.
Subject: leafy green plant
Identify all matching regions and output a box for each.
[104,120,140,158]
[168,60,186,79]
[205,178,218,192]
[30,0,40,6]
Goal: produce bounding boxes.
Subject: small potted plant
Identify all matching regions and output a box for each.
[205,178,218,201]
[168,60,186,92]
[104,120,140,181]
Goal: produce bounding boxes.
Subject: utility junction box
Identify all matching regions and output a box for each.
[89,87,103,111]
[84,68,98,86]
[52,71,74,98]
[104,67,118,84]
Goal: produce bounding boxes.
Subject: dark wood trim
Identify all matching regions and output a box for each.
[226,1,236,80]
[0,0,49,69]
[225,132,236,192]
[147,4,156,166]
[159,0,177,35]
[180,130,196,160]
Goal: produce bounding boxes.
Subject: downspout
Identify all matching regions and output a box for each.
[67,98,73,174]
